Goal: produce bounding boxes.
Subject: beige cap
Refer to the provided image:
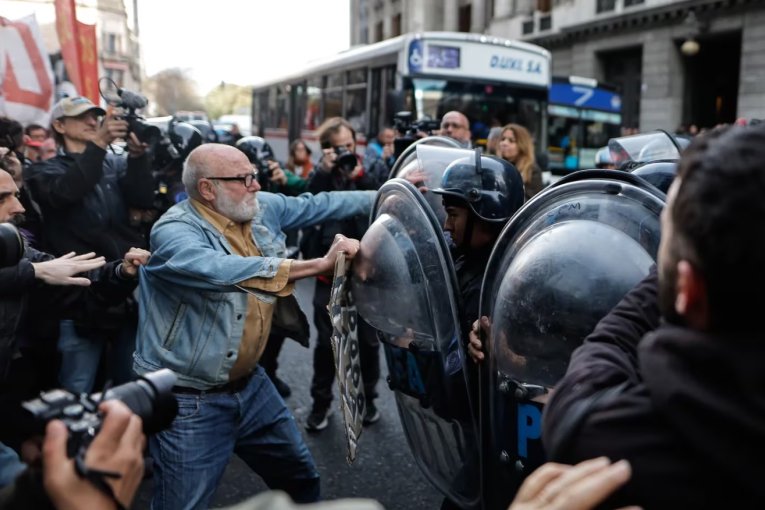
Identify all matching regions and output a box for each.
[50,96,106,120]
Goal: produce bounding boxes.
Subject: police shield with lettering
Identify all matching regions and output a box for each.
[478,170,665,509]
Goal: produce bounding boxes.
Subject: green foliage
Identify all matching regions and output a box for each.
[143,68,204,116]
[205,82,252,121]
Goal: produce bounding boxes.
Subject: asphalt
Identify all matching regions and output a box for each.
[135,277,443,509]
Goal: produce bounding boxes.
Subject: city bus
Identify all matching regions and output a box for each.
[250,32,551,158]
[547,76,623,173]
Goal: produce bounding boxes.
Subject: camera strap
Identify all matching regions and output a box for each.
[74,453,127,510]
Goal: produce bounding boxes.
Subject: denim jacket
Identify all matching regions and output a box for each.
[133,190,375,389]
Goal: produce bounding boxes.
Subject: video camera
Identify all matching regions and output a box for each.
[23,369,178,457]
[99,78,162,147]
[392,111,441,159]
[0,222,24,269]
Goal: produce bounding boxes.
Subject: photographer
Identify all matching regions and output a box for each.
[0,400,145,510]
[24,96,155,395]
[303,117,381,431]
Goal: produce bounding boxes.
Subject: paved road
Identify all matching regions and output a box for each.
[136,278,443,509]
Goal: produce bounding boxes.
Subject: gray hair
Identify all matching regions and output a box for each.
[182,156,206,200]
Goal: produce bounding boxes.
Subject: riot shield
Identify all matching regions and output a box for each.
[479,170,665,510]
[351,178,480,509]
[607,130,683,170]
[388,135,462,180]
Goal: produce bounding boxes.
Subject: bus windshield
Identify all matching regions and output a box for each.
[406,78,547,146]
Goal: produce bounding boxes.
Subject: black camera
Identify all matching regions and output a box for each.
[392,111,441,158]
[0,222,24,268]
[99,78,161,147]
[333,146,358,174]
[23,369,178,457]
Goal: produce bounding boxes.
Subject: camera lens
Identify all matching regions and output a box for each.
[334,147,357,173]
[102,368,178,434]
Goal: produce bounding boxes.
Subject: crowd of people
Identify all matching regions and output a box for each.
[1,94,764,510]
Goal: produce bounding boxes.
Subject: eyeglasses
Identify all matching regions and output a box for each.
[441,122,466,130]
[205,170,259,188]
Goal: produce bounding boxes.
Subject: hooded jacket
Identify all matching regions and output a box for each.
[543,269,765,509]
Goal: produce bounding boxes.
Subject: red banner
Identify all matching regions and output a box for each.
[76,22,98,104]
[0,15,55,125]
[54,0,83,94]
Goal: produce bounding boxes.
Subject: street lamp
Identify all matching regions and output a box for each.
[681,10,701,56]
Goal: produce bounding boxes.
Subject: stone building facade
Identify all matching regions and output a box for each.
[352,0,765,130]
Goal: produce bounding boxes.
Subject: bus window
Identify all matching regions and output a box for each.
[305,78,322,130]
[407,78,547,146]
[345,69,367,136]
[324,73,343,120]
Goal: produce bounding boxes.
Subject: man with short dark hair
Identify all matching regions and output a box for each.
[304,117,381,431]
[542,125,765,508]
[24,96,155,394]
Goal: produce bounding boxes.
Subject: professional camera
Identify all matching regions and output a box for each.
[392,111,441,158]
[99,77,162,147]
[0,222,24,268]
[333,146,358,174]
[23,369,178,457]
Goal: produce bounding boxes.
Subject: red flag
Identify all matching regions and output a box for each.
[54,0,83,93]
[76,21,98,104]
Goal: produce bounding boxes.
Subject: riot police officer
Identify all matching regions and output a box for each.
[153,120,203,211]
[432,153,525,340]
[236,136,307,196]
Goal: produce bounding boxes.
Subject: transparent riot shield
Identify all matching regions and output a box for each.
[607,130,684,170]
[479,171,665,510]
[351,178,480,509]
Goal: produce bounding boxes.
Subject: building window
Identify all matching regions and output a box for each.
[458,4,472,32]
[374,21,383,42]
[104,33,121,54]
[539,14,552,30]
[391,13,402,37]
[624,0,644,7]
[537,0,551,13]
[522,19,534,34]
[596,0,616,12]
[105,68,123,87]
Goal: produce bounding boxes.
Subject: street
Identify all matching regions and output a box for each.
[135,277,443,509]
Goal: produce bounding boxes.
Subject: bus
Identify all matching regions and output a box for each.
[251,32,551,158]
[547,76,623,173]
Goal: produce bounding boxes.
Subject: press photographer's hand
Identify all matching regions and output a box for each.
[126,132,148,158]
[94,111,129,148]
[43,400,145,510]
[268,161,288,185]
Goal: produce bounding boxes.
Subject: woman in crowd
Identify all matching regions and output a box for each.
[498,123,544,200]
[286,139,314,180]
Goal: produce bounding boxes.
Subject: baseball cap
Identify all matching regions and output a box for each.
[50,96,106,121]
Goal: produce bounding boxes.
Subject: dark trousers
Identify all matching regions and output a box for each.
[260,332,286,377]
[310,279,380,411]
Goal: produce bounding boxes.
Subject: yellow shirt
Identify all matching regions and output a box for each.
[191,199,294,381]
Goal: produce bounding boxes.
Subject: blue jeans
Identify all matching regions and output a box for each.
[0,442,26,489]
[149,365,320,510]
[58,320,136,394]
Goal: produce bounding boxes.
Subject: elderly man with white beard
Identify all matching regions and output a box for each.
[133,143,374,510]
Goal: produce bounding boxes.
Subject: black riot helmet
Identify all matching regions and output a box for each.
[168,121,202,158]
[236,136,275,165]
[153,120,202,170]
[631,160,677,194]
[431,151,525,223]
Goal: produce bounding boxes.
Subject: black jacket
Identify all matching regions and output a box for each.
[303,165,376,260]
[0,244,136,381]
[543,268,765,509]
[23,143,154,260]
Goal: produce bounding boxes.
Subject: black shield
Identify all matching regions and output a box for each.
[479,171,665,510]
[351,178,480,509]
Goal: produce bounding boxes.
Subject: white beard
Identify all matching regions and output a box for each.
[216,192,259,223]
